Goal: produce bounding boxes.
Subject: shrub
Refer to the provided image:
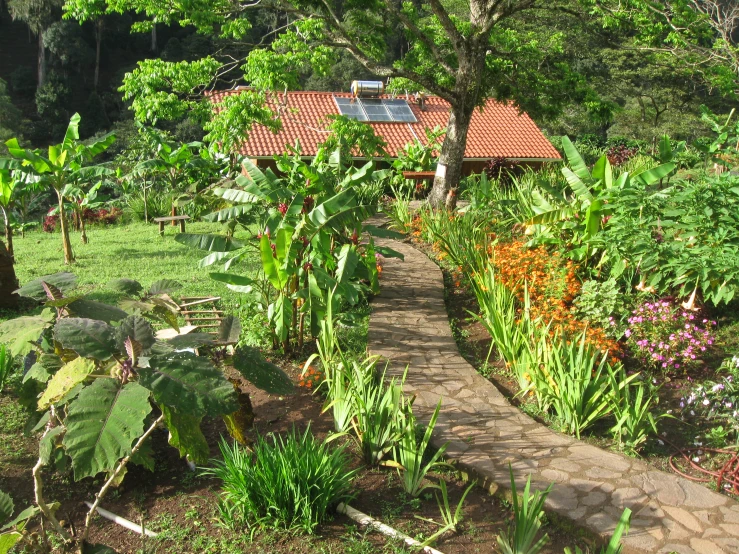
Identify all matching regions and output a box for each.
[624,300,716,372]
[207,427,356,533]
[0,344,15,392]
[43,213,59,233]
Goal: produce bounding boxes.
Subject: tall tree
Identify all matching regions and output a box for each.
[63,0,106,88]
[7,0,62,88]
[81,0,721,207]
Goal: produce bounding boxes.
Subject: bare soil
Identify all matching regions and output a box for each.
[0,355,591,553]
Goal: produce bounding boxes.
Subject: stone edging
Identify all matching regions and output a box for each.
[367,233,739,554]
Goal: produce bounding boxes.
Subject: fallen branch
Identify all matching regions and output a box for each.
[337,502,445,554]
[83,503,158,538]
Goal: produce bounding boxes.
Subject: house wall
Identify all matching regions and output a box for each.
[250,158,555,176]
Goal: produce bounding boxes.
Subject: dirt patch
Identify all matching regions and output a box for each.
[1,357,590,553]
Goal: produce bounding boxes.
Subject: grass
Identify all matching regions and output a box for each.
[5,222,266,337]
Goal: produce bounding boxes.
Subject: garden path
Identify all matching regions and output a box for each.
[367,228,739,554]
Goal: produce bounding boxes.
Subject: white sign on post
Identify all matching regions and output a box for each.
[435,163,447,178]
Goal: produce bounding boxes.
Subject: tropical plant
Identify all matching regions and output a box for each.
[497,467,553,554]
[0,272,292,551]
[527,136,675,261]
[206,426,357,534]
[181,154,403,351]
[4,113,115,263]
[395,399,450,497]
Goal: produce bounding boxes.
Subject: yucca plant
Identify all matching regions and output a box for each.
[416,479,476,546]
[395,398,450,497]
[206,426,357,534]
[350,359,406,466]
[497,466,553,554]
[470,264,528,366]
[609,377,665,454]
[565,508,632,554]
[527,332,639,438]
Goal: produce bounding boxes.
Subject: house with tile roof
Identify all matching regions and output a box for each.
[208,87,561,174]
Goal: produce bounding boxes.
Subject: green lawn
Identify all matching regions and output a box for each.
[8,221,269,341]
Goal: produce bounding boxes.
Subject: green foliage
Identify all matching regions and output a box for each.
[565,508,631,554]
[395,399,449,498]
[526,332,637,438]
[0,345,16,393]
[181,153,388,350]
[318,115,388,161]
[497,467,552,554]
[351,358,405,466]
[206,427,357,534]
[416,479,475,547]
[609,379,665,454]
[231,346,294,395]
[573,279,625,331]
[63,378,152,480]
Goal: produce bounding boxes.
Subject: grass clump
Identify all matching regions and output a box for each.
[207,426,357,534]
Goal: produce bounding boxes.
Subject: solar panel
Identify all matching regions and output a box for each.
[334,97,367,121]
[332,96,418,123]
[385,99,417,122]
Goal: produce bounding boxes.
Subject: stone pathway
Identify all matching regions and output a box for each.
[368,234,739,554]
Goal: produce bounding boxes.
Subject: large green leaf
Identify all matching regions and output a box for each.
[260,235,283,290]
[63,379,152,480]
[209,272,256,293]
[232,345,294,395]
[174,233,243,252]
[201,204,255,222]
[216,315,241,344]
[108,279,143,296]
[374,246,404,261]
[54,318,118,360]
[336,244,359,284]
[167,333,215,349]
[633,162,676,186]
[67,299,129,323]
[562,136,590,181]
[148,279,182,295]
[38,357,95,410]
[0,531,22,553]
[0,491,13,524]
[0,310,55,356]
[161,405,209,465]
[362,225,405,239]
[139,353,237,417]
[39,426,65,465]
[115,316,156,352]
[15,272,78,301]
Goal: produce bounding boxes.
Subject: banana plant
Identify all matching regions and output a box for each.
[5,113,115,264]
[527,136,676,260]
[0,272,293,551]
[177,153,403,351]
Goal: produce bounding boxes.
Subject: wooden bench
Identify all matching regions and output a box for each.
[153,215,190,236]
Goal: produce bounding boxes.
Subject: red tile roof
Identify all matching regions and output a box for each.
[208,88,561,160]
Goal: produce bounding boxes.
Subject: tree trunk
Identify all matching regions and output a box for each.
[427,37,487,209]
[37,30,46,88]
[0,240,18,309]
[427,104,473,209]
[56,190,75,264]
[80,215,88,244]
[150,23,157,52]
[1,207,13,259]
[94,19,103,89]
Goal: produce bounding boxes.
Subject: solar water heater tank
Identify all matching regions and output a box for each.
[351,80,384,98]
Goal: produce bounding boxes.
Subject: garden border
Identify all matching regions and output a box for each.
[367,226,739,554]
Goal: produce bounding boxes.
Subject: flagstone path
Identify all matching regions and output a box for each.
[368,233,739,554]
